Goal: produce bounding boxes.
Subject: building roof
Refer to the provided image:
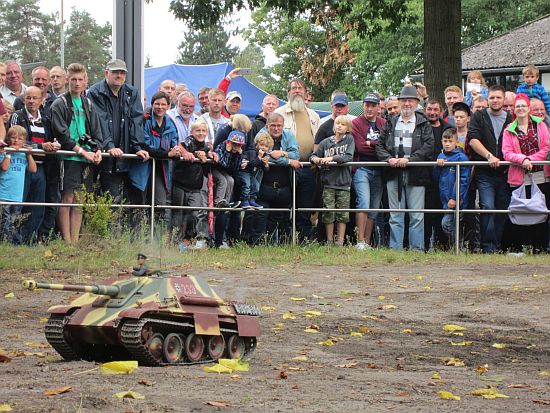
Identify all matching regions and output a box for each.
[462,14,550,71]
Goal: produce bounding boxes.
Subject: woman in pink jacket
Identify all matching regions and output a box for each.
[502,93,550,252]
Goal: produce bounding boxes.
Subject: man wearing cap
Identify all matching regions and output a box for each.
[87,58,149,202]
[376,84,434,250]
[314,91,354,149]
[352,92,386,249]
[275,78,320,241]
[224,91,242,117]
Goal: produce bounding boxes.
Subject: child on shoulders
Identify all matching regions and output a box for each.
[310,115,355,246]
[516,65,550,114]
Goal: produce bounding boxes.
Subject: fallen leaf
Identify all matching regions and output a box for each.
[424,286,432,290]
[318,339,336,346]
[203,364,232,374]
[44,250,53,258]
[432,373,441,380]
[533,400,550,405]
[416,275,423,280]
[304,328,319,333]
[39,317,48,323]
[438,390,461,400]
[350,332,363,337]
[288,367,304,371]
[205,401,231,407]
[0,355,12,363]
[0,404,12,412]
[480,375,504,383]
[292,355,308,362]
[218,359,249,372]
[492,343,506,349]
[453,332,464,336]
[471,386,509,399]
[539,370,549,377]
[335,362,358,368]
[395,391,410,397]
[443,324,466,332]
[476,365,489,374]
[378,304,397,310]
[340,290,355,295]
[138,379,155,386]
[282,312,296,320]
[100,361,138,375]
[260,306,275,311]
[276,371,287,380]
[366,363,378,369]
[214,262,224,269]
[230,374,241,379]
[442,357,465,367]
[304,310,322,317]
[359,327,371,333]
[306,324,319,330]
[292,284,302,288]
[44,386,72,396]
[377,295,385,300]
[451,341,473,346]
[112,391,144,399]
[290,297,305,301]
[402,329,412,334]
[507,384,529,388]
[274,323,284,328]
[3,293,14,299]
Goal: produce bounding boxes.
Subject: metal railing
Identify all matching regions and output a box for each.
[1,147,549,254]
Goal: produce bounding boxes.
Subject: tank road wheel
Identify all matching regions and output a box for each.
[184,333,205,362]
[207,335,225,360]
[146,333,164,361]
[163,333,184,364]
[227,334,246,359]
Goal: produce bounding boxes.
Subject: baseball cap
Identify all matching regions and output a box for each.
[106,59,128,73]
[226,91,242,101]
[332,94,349,106]
[227,131,246,145]
[452,101,471,116]
[363,92,380,104]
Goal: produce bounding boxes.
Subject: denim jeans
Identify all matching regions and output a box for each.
[441,207,462,244]
[386,171,425,250]
[237,170,259,201]
[352,167,383,220]
[22,164,46,242]
[475,170,510,253]
[1,204,23,244]
[295,167,316,240]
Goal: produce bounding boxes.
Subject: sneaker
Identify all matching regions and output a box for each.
[249,200,264,209]
[193,239,207,250]
[355,241,367,250]
[241,200,252,209]
[215,199,228,209]
[228,200,241,209]
[219,241,230,249]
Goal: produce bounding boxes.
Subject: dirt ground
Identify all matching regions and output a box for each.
[1,261,550,412]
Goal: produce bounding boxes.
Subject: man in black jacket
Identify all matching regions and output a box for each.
[466,85,512,253]
[87,59,149,202]
[376,85,434,251]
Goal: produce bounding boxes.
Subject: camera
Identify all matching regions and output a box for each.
[78,134,98,152]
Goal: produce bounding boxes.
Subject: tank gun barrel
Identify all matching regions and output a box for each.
[23,280,120,297]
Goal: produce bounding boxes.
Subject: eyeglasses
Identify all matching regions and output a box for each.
[179,104,195,110]
[515,105,529,109]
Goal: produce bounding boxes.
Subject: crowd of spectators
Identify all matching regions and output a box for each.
[1,59,550,254]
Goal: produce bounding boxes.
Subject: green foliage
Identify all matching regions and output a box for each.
[78,189,120,238]
[232,44,272,94]
[176,23,238,65]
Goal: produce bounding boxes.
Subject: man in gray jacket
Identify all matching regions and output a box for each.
[376,85,434,251]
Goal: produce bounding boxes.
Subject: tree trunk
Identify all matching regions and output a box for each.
[424,0,461,104]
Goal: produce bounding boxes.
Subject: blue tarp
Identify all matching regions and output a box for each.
[144,62,283,117]
[144,62,331,118]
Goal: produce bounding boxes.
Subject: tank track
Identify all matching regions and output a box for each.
[120,317,257,367]
[44,314,81,361]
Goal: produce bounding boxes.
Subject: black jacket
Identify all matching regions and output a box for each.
[466,108,512,174]
[172,137,210,190]
[8,108,53,148]
[50,92,103,152]
[376,112,435,186]
[87,79,145,172]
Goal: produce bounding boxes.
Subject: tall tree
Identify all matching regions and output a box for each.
[64,9,111,84]
[232,44,271,92]
[424,0,461,103]
[176,23,238,65]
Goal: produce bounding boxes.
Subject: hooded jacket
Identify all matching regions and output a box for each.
[433,148,471,206]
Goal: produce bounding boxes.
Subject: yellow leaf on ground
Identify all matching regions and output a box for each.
[432,373,441,380]
[203,364,233,374]
[205,401,231,407]
[359,326,371,333]
[476,365,489,374]
[100,361,138,375]
[304,328,319,333]
[442,357,465,367]
[39,317,48,323]
[402,329,413,333]
[44,386,72,396]
[292,355,308,362]
[3,293,14,299]
[471,386,509,399]
[112,391,145,399]
[438,390,461,400]
[260,306,275,311]
[539,370,549,377]
[304,310,322,317]
[218,359,249,372]
[290,297,305,301]
[292,284,302,287]
[377,295,385,300]
[350,332,363,337]
[451,341,473,346]
[378,304,397,310]
[416,275,424,280]
[424,286,432,290]
[453,332,464,336]
[282,312,296,320]
[274,323,284,328]
[318,339,336,346]
[44,250,53,258]
[492,343,506,349]
[0,404,12,411]
[340,290,355,295]
[443,324,466,332]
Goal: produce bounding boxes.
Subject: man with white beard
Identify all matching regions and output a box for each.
[275,79,320,241]
[167,91,200,145]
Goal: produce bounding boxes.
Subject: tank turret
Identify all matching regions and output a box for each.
[22,256,260,366]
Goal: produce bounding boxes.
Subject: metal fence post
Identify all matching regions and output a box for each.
[150,159,155,242]
[292,167,297,246]
[455,164,461,255]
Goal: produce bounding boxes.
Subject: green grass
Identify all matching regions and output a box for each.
[1,236,548,275]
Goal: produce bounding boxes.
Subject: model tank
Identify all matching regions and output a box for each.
[23,255,260,366]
